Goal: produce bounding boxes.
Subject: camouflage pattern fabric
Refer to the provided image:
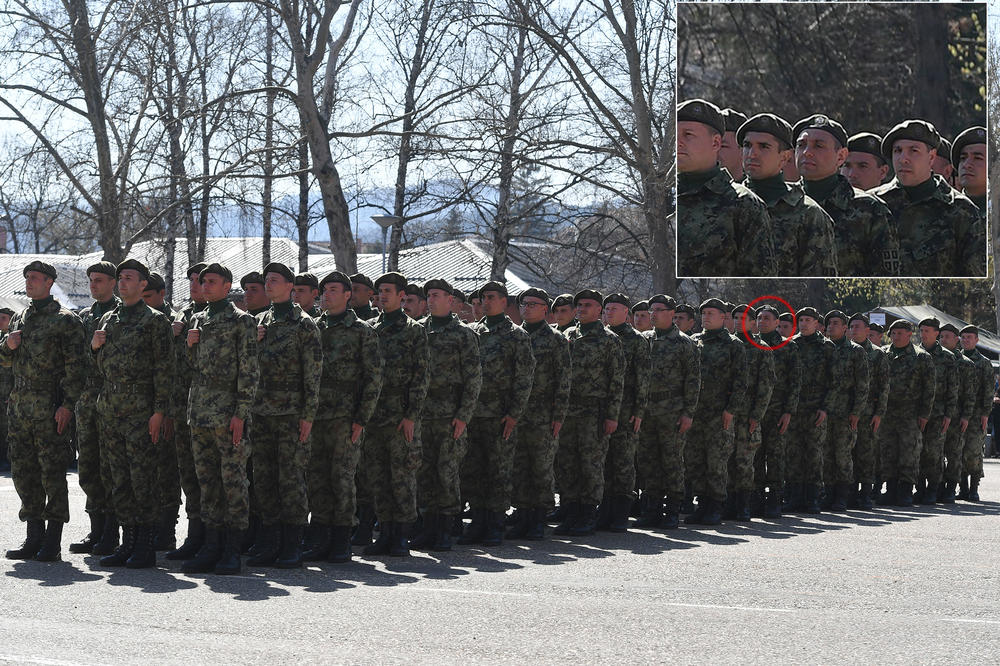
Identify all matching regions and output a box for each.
[729,331,773,492]
[604,323,650,500]
[175,301,207,519]
[785,331,837,485]
[151,303,180,513]
[919,342,958,487]
[824,336,868,485]
[191,424,250,529]
[252,414,309,525]
[880,343,935,484]
[943,348,976,485]
[854,340,889,485]
[364,421,422,524]
[754,331,800,493]
[756,181,838,276]
[812,175,898,276]
[307,418,360,526]
[962,347,993,480]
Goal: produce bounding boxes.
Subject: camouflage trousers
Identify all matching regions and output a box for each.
[307,418,361,527]
[418,418,466,516]
[511,422,557,510]
[962,418,985,481]
[191,424,250,530]
[754,408,786,492]
[823,417,856,485]
[785,410,826,485]
[918,416,947,486]
[99,397,158,526]
[852,414,880,485]
[603,425,637,500]
[251,414,310,526]
[157,428,180,512]
[76,391,110,514]
[364,421,421,524]
[0,403,7,464]
[174,419,201,519]
[942,420,965,484]
[728,415,761,492]
[462,417,514,513]
[878,415,921,484]
[637,412,686,501]
[556,413,610,505]
[684,410,733,502]
[8,392,71,523]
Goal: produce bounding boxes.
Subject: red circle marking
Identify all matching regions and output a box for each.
[742,295,796,350]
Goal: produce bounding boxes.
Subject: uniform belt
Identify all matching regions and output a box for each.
[104,381,153,394]
[13,377,58,393]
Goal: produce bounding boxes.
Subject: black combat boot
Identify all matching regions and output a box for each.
[634,495,664,528]
[481,511,504,547]
[721,494,738,521]
[847,484,860,510]
[913,479,926,504]
[736,491,752,522]
[700,498,722,526]
[505,508,521,527]
[34,521,63,562]
[241,514,260,554]
[594,500,613,531]
[154,508,178,551]
[830,482,850,512]
[608,496,632,533]
[524,508,546,540]
[214,528,243,575]
[969,477,981,502]
[246,523,281,566]
[99,525,137,567]
[684,498,708,525]
[922,482,938,505]
[546,503,567,524]
[431,514,453,552]
[661,498,680,530]
[803,485,821,514]
[363,522,393,556]
[553,502,580,536]
[763,490,782,519]
[895,480,913,507]
[568,505,598,536]
[940,482,956,504]
[408,513,438,550]
[351,504,376,547]
[91,515,120,556]
[858,483,874,511]
[749,489,765,518]
[782,483,803,513]
[70,512,105,554]
[679,483,694,514]
[302,524,332,560]
[820,485,834,511]
[389,522,410,557]
[328,526,353,563]
[166,517,204,561]
[877,479,898,506]
[505,509,531,540]
[457,509,488,545]
[957,476,970,501]
[275,524,304,568]
[126,525,156,568]
[182,527,222,574]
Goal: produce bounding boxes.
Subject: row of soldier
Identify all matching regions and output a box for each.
[0,259,991,576]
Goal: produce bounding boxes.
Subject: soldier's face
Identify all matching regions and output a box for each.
[426,289,453,317]
[940,330,959,351]
[350,284,372,308]
[264,273,294,302]
[471,299,483,319]
[849,320,869,344]
[292,285,316,307]
[798,315,817,336]
[826,317,847,341]
[931,154,953,183]
[604,302,629,327]
[723,312,735,332]
[719,131,743,180]
[958,144,987,196]
[796,129,847,180]
[649,305,673,330]
[701,307,724,330]
[919,325,939,348]
[0,313,10,332]
[674,312,693,331]
[88,273,116,302]
[961,332,978,351]
[742,132,789,180]
[322,283,351,314]
[379,284,404,312]
[24,271,53,300]
[891,140,935,186]
[402,293,419,317]
[890,329,912,348]
[757,312,777,334]
[481,290,506,317]
[243,283,268,311]
[188,273,205,303]
[142,289,165,309]
[200,275,231,302]
[576,299,602,324]
[553,304,575,327]
[841,153,888,190]
[519,297,548,324]
[633,310,651,331]
[778,320,794,337]
[677,122,722,173]
[868,330,883,346]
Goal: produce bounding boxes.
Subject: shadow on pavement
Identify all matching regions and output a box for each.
[5,559,104,586]
[101,562,199,593]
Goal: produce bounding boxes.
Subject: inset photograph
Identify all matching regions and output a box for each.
[676,2,987,279]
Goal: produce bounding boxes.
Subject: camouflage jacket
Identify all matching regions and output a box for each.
[0,297,86,413]
[748,179,837,276]
[0,359,11,403]
[758,330,800,415]
[676,166,775,277]
[644,325,700,418]
[968,194,987,225]
[950,346,976,421]
[691,328,747,416]
[873,175,986,277]
[810,175,898,276]
[422,313,482,423]
[173,301,207,413]
[524,321,571,425]
[472,314,534,420]
[566,320,625,419]
[316,309,383,425]
[884,343,935,420]
[253,302,323,420]
[921,341,958,419]
[78,297,120,397]
[372,308,429,426]
[963,347,994,420]
[610,322,651,422]
[861,340,889,417]
[734,330,774,422]
[790,331,838,413]
[827,335,869,417]
[353,304,378,322]
[186,300,259,428]
[94,301,173,414]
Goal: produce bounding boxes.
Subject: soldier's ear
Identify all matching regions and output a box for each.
[836,146,848,168]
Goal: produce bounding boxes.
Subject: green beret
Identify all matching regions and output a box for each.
[0,307,14,316]
[700,297,727,313]
[294,272,319,289]
[240,272,264,289]
[938,137,952,161]
[869,322,884,333]
[200,263,232,283]
[951,126,987,166]
[350,273,374,290]
[757,304,779,317]
[145,272,166,291]
[940,323,960,336]
[603,292,631,308]
[881,119,940,160]
[23,260,56,281]
[647,295,676,310]
[424,278,454,295]
[847,132,885,165]
[452,289,467,304]
[778,312,794,323]
[186,262,208,278]
[823,310,848,325]
[918,317,940,330]
[888,319,913,332]
[848,312,869,326]
[631,299,651,313]
[479,280,507,298]
[797,306,820,320]
[677,99,725,136]
[722,108,748,133]
[792,114,848,148]
[86,261,117,279]
[517,287,550,306]
[468,287,481,301]
[960,325,979,336]
[404,283,425,298]
[116,258,150,281]
[675,303,696,317]
[574,289,603,306]
[552,293,574,309]
[319,271,352,290]
[263,262,294,283]
[374,271,407,290]
[737,113,793,150]
[732,303,750,316]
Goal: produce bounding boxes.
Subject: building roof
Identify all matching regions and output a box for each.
[872,304,1000,362]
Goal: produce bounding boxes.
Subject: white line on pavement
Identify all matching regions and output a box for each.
[0,655,109,666]
[408,586,533,598]
[940,618,1000,625]
[660,602,794,614]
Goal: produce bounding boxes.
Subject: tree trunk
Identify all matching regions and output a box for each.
[912,5,949,130]
[262,10,275,267]
[297,121,311,273]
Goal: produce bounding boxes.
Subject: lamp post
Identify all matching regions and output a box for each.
[371,215,401,274]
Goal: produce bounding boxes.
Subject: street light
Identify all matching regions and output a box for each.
[371,215,401,274]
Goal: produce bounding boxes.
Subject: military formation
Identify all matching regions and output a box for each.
[0,259,993,575]
[676,99,987,278]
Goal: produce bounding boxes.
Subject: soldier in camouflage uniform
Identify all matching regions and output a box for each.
[739,113,838,276]
[874,120,985,277]
[409,279,479,551]
[793,115,898,276]
[841,132,890,192]
[241,272,269,316]
[347,273,379,545]
[684,298,746,526]
[293,272,322,319]
[939,323,975,504]
[952,127,987,222]
[551,294,577,333]
[915,318,958,505]
[350,274,378,321]
[69,261,120,555]
[959,325,992,502]
[718,107,748,182]
[460,281,533,546]
[182,263,259,575]
[631,301,651,333]
[90,260,173,569]
[0,307,13,474]
[403,283,428,322]
[636,295,700,529]
[245,262,322,569]
[674,303,697,336]
[237,271,267,549]
[848,314,889,510]
[3,261,86,562]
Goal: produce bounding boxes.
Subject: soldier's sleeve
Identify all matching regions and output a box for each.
[959,208,987,277]
[849,347,869,417]
[455,327,482,424]
[404,324,429,421]
[872,201,899,276]
[977,360,993,418]
[0,312,20,360]
[958,364,974,421]
[631,335,651,421]
[299,319,323,422]
[943,357,958,418]
[552,334,572,424]
[724,340,748,415]
[682,338,701,417]
[917,354,935,420]
[872,352,889,417]
[234,314,259,422]
[737,200,776,277]
[58,313,87,410]
[819,345,838,414]
[151,314,174,415]
[507,330,535,421]
[604,335,625,422]
[750,350,774,423]
[783,343,801,415]
[801,207,838,276]
[354,327,383,426]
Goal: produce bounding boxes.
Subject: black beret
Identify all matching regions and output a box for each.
[951,126,987,167]
[940,323,960,335]
[552,293,574,309]
[888,319,913,332]
[240,271,264,289]
[404,283,425,298]
[778,312,794,323]
[200,263,232,283]
[848,312,869,326]
[350,273,374,290]
[938,137,952,161]
[734,305,757,319]
[145,272,166,291]
[732,303,750,316]
[631,299,650,313]
[757,304,779,317]
[23,260,56,281]
[881,119,941,160]
[700,297,727,313]
[675,303,696,317]
[869,322,884,333]
[468,287,481,301]
[517,287,550,306]
[677,99,725,136]
[574,289,604,306]
[424,278,454,295]
[960,325,979,336]
[319,271,352,290]
[186,262,208,278]
[797,306,820,320]
[721,108,748,133]
[817,314,826,325]
[847,132,886,165]
[116,258,150,281]
[479,280,508,298]
[374,272,407,290]
[603,292,631,308]
[647,295,676,310]
[86,261,117,279]
[792,114,848,148]
[737,113,793,150]
[824,310,848,325]
[263,262,294,283]
[0,307,14,316]
[294,272,319,289]
[918,317,940,330]
[452,289,467,304]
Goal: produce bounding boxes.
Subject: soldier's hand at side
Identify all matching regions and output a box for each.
[398,418,415,443]
[5,330,21,350]
[631,416,642,434]
[54,406,72,435]
[299,420,313,442]
[603,419,617,436]
[748,418,758,434]
[187,329,200,347]
[452,418,467,440]
[229,416,244,446]
[257,325,266,342]
[551,421,562,438]
[171,321,184,337]
[778,413,791,435]
[814,410,827,427]
[917,417,928,432]
[501,415,517,440]
[721,411,733,431]
[960,418,969,433]
[91,330,107,350]
[849,414,859,431]
[163,416,175,440]
[149,412,164,443]
[677,415,693,434]
[871,415,881,433]
[981,416,989,432]
[941,416,951,434]
[351,423,364,444]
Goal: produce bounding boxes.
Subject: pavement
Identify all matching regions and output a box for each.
[1,464,999,665]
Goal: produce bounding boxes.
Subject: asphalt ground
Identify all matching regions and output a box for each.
[1,463,998,665]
